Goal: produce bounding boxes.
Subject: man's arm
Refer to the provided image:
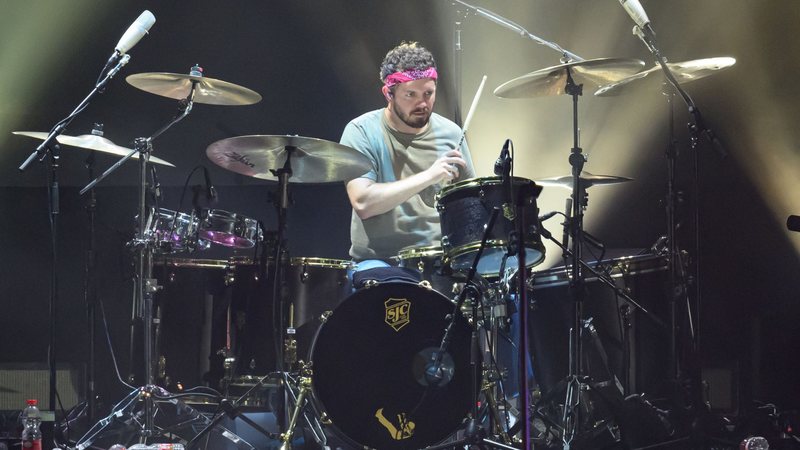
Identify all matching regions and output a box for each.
[347,149,467,220]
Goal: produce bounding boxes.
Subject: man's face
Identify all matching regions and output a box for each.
[389,78,437,130]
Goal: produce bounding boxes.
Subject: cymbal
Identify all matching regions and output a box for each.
[536,172,633,189]
[594,57,736,96]
[13,131,175,167]
[206,135,372,183]
[126,73,262,106]
[494,57,645,98]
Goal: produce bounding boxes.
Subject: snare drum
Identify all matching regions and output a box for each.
[436,176,545,276]
[197,209,261,248]
[310,282,472,449]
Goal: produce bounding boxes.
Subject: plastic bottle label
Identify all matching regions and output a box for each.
[22,440,42,450]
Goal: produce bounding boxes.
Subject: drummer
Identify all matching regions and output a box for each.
[340,41,476,276]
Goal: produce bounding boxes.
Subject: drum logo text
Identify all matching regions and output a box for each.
[375,408,415,440]
[384,298,411,331]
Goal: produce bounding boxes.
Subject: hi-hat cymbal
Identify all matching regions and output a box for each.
[594,57,736,96]
[206,135,372,183]
[536,172,633,189]
[126,73,262,106]
[494,57,645,98]
[13,131,175,167]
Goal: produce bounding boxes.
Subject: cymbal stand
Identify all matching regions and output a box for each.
[75,78,199,446]
[269,146,295,374]
[561,65,589,450]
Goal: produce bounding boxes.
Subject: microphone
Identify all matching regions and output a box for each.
[108,10,156,63]
[538,210,559,222]
[787,215,800,232]
[202,166,218,202]
[618,0,655,36]
[493,139,511,176]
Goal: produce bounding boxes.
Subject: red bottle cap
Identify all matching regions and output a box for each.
[26,399,38,406]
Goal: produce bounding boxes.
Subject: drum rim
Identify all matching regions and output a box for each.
[397,245,443,259]
[153,257,232,269]
[290,257,353,269]
[445,239,546,272]
[435,175,534,202]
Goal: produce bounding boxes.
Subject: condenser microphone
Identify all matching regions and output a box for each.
[106,10,155,67]
[618,0,655,36]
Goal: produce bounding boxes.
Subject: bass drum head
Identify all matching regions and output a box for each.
[310,282,473,449]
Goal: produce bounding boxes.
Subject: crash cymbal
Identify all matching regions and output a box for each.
[206,135,371,183]
[594,57,736,96]
[13,131,175,167]
[126,72,262,106]
[494,57,645,98]
[536,172,633,189]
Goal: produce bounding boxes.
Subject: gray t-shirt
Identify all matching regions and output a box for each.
[341,109,476,261]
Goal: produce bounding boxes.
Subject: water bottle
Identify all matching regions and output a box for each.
[128,444,185,450]
[740,436,769,450]
[20,399,42,450]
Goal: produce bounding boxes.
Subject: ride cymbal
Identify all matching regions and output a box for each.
[535,172,633,189]
[594,57,736,96]
[206,135,371,183]
[494,57,645,98]
[126,72,262,105]
[13,131,175,167]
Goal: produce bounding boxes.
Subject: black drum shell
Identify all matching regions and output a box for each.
[436,176,545,276]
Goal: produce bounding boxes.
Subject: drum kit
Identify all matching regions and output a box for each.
[14,32,735,450]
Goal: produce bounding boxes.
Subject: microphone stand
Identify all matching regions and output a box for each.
[424,208,516,450]
[632,23,729,420]
[450,0,584,62]
[14,52,130,423]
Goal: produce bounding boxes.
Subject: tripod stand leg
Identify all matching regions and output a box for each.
[279,375,312,450]
[481,380,514,445]
[73,388,141,450]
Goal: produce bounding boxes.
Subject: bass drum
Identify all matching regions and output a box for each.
[310,282,473,450]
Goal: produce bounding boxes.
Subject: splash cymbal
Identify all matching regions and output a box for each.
[206,135,372,183]
[126,72,262,105]
[13,131,175,167]
[494,57,645,98]
[594,57,736,96]
[535,172,633,189]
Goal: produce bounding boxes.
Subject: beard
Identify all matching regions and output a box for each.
[394,106,432,130]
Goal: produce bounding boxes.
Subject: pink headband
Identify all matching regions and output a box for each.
[384,67,438,88]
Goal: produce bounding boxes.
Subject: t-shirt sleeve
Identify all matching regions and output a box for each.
[340,120,378,181]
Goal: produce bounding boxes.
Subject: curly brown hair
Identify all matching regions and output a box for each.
[379,41,437,83]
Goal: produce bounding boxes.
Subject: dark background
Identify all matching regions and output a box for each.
[0,0,798,426]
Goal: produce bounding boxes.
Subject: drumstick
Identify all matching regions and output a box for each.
[463,75,487,135]
[456,75,488,151]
